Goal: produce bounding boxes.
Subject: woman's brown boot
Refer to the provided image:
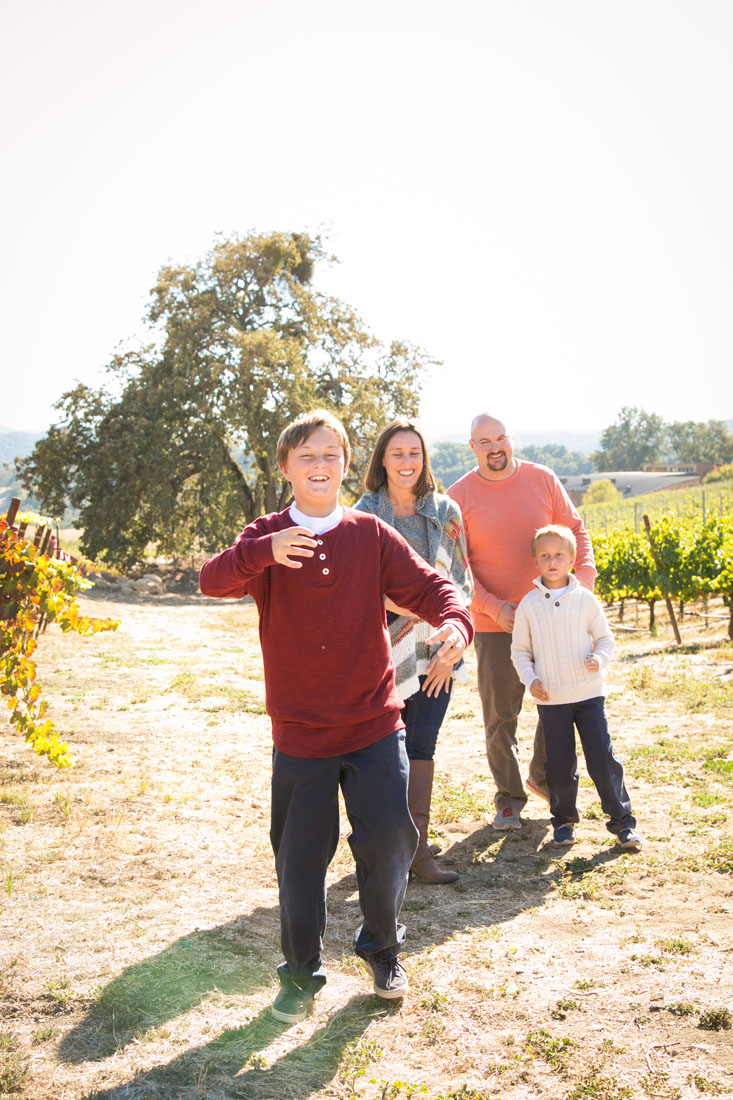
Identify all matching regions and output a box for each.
[408,759,459,884]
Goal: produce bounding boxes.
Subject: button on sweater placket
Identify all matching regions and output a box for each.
[315,538,333,586]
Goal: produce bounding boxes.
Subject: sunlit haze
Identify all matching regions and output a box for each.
[2,0,731,443]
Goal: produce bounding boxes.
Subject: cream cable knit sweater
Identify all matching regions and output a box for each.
[511,575,615,706]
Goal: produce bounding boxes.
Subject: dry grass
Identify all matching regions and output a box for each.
[0,591,732,1100]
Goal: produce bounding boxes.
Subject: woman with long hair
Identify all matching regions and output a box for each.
[355,419,473,884]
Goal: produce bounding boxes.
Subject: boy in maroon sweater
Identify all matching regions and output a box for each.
[200,410,473,1024]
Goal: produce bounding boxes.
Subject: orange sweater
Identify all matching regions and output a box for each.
[448,462,596,633]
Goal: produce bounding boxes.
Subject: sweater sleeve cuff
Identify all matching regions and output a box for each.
[234,532,277,573]
[448,619,472,647]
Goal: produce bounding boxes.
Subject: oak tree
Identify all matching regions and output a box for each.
[18,232,435,566]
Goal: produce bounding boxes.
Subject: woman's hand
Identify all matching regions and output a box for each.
[422,654,453,698]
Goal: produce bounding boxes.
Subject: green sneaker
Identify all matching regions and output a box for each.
[271,982,316,1023]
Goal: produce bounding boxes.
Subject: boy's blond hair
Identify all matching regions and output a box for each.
[532,524,577,558]
[276,409,351,468]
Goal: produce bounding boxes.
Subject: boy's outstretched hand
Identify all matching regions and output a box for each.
[530,678,550,702]
[425,622,467,665]
[271,526,318,568]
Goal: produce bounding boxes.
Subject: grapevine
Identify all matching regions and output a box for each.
[1,516,119,766]
[593,513,733,638]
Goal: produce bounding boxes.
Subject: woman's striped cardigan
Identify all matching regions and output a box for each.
[354,487,474,702]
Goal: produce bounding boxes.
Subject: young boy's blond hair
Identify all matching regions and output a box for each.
[276,408,351,468]
[532,524,577,559]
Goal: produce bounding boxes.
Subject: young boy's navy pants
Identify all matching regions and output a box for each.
[270,729,418,991]
[537,697,636,834]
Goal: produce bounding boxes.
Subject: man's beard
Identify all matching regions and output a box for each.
[485,452,508,471]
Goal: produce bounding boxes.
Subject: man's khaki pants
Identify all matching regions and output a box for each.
[474,632,546,814]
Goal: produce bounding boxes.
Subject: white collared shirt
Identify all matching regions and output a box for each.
[288,503,344,536]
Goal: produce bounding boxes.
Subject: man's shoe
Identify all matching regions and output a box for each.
[361,954,409,999]
[271,983,316,1023]
[616,828,643,850]
[525,777,551,805]
[553,824,575,846]
[492,807,522,831]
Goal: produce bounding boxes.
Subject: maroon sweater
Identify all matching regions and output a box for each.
[199,507,474,757]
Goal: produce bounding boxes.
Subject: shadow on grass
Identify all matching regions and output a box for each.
[60,909,279,1064]
[60,799,635,1085]
[80,996,389,1100]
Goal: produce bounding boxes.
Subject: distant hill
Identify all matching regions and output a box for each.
[0,425,44,466]
[513,429,602,454]
[429,420,733,456]
[0,426,45,512]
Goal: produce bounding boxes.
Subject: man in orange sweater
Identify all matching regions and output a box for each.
[448,414,596,831]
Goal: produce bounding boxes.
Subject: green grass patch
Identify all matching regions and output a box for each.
[667,1001,695,1016]
[628,668,733,713]
[432,776,491,824]
[698,1007,731,1031]
[0,1030,29,1093]
[691,789,728,806]
[567,1068,632,1099]
[525,1029,572,1070]
[167,672,266,714]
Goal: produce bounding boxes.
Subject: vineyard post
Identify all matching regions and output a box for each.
[6,497,21,528]
[642,514,682,645]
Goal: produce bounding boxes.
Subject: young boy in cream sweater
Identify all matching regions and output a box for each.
[510,525,641,850]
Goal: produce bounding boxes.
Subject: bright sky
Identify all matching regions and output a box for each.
[2,0,731,444]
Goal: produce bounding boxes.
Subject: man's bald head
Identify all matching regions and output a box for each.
[469,415,515,481]
[470,413,511,439]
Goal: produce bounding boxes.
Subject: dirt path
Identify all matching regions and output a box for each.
[1,594,731,1100]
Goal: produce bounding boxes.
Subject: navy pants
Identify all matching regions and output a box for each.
[537,697,636,834]
[402,676,453,761]
[270,729,418,990]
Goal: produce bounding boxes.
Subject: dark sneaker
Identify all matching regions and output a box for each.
[616,828,643,850]
[492,807,522,831]
[361,954,409,999]
[271,982,316,1023]
[553,824,575,846]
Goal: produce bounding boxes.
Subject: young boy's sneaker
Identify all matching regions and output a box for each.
[271,982,316,1023]
[553,824,575,846]
[616,828,643,850]
[492,807,522,831]
[360,953,409,999]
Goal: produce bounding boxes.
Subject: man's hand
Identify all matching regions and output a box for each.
[425,622,466,665]
[530,678,550,702]
[271,526,317,568]
[422,654,453,698]
[496,601,517,633]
